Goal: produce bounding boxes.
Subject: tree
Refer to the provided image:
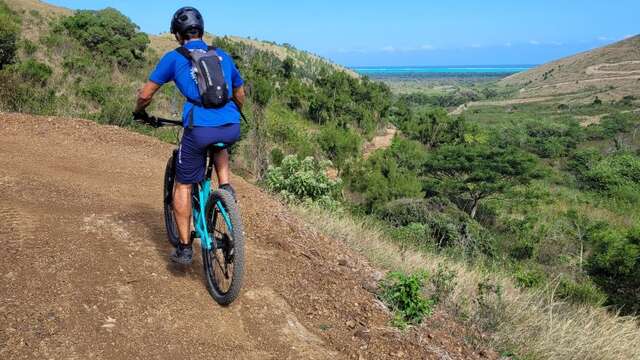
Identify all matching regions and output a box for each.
[60,8,149,67]
[423,144,540,219]
[347,148,423,212]
[399,108,466,148]
[317,125,362,172]
[282,57,295,79]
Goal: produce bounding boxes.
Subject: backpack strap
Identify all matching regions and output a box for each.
[176,46,199,128]
[187,107,195,129]
[175,46,192,60]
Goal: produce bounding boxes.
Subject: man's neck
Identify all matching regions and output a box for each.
[182,38,203,45]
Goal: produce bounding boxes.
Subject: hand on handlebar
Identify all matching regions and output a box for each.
[132,109,149,121]
[132,110,161,128]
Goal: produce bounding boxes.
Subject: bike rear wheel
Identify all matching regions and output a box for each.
[202,189,245,305]
[163,150,180,247]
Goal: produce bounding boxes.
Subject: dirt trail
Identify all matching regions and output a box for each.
[449,96,559,115]
[0,114,492,359]
[585,60,640,75]
[363,126,398,158]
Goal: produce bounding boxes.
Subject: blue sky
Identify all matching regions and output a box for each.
[46,0,639,66]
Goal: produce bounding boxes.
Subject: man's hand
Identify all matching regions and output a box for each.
[134,81,162,114]
[132,109,149,121]
[233,85,246,110]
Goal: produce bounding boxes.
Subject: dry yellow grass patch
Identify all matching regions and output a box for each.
[293,205,640,360]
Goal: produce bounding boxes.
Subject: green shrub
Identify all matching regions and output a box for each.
[556,277,607,307]
[476,279,506,332]
[513,268,545,288]
[388,223,433,250]
[264,103,316,157]
[523,119,582,158]
[264,155,342,208]
[0,59,56,114]
[587,226,640,314]
[396,108,466,148]
[430,265,458,304]
[14,59,52,85]
[79,82,114,106]
[566,148,602,180]
[379,271,434,328]
[21,39,37,56]
[582,153,640,193]
[317,125,362,170]
[62,55,95,74]
[346,146,423,212]
[0,70,57,114]
[270,148,284,166]
[251,76,273,107]
[379,197,453,227]
[378,197,495,255]
[60,8,149,67]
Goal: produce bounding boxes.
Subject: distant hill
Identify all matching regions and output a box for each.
[7,0,356,78]
[149,33,358,78]
[500,35,640,102]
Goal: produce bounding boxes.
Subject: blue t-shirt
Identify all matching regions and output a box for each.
[149,40,244,127]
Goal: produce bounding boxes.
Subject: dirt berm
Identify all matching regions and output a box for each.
[0,113,494,359]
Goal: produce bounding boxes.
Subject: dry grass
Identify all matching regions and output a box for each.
[293,205,640,360]
[498,35,640,101]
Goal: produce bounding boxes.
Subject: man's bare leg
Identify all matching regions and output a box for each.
[173,182,192,245]
[213,149,237,201]
[213,149,230,186]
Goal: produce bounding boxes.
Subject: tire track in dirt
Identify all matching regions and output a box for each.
[0,205,35,252]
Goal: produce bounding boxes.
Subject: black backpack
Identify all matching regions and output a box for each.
[176,46,230,126]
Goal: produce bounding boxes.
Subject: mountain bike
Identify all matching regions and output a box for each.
[136,113,244,305]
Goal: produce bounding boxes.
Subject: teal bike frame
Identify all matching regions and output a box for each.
[192,143,234,251]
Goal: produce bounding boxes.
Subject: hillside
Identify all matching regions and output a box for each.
[6,0,356,77]
[0,113,494,359]
[499,35,640,102]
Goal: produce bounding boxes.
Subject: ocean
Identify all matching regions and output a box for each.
[351,65,534,78]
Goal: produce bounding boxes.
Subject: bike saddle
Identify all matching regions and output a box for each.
[207,142,228,151]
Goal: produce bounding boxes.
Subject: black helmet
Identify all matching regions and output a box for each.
[170,7,204,37]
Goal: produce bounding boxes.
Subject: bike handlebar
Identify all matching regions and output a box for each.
[133,111,182,128]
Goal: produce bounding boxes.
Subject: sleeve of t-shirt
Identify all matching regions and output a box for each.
[149,52,176,85]
[230,58,244,88]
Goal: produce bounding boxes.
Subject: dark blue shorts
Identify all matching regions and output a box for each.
[176,123,241,184]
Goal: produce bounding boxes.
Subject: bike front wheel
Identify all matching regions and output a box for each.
[202,189,245,305]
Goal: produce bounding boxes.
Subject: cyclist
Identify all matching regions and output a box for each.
[133,7,245,265]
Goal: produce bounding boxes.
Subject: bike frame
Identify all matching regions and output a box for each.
[191,143,234,251]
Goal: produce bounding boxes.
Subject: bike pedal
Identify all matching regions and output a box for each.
[190,231,197,240]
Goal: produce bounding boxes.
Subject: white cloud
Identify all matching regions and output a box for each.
[597,36,610,41]
[529,40,540,45]
[470,43,483,48]
[420,44,435,50]
[381,45,395,52]
[623,34,634,39]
